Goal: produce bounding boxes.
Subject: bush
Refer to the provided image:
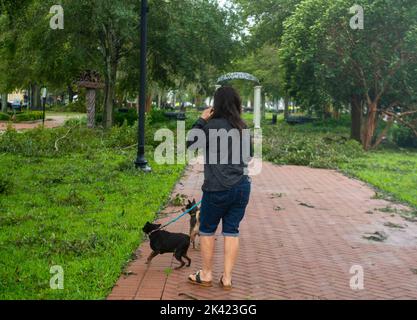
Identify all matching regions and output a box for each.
[149,109,167,124]
[392,125,417,149]
[104,122,137,148]
[95,109,138,127]
[263,122,364,169]
[64,117,87,127]
[114,109,138,127]
[0,112,10,121]
[14,111,43,122]
[67,99,86,113]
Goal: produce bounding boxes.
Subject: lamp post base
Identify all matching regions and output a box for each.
[135,156,152,172]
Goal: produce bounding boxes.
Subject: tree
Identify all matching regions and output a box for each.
[279,0,417,149]
[1,0,242,126]
[118,0,242,110]
[233,0,302,49]
[232,0,302,116]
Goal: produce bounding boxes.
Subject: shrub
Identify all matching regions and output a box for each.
[95,109,139,127]
[0,112,10,121]
[64,117,87,127]
[149,109,167,124]
[391,125,417,149]
[14,111,43,122]
[114,109,138,127]
[67,99,86,113]
[104,121,137,148]
[263,122,364,169]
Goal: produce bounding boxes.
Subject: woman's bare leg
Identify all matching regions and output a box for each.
[223,236,239,286]
[189,235,215,282]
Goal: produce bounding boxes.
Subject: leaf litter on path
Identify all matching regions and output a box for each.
[383,222,405,229]
[363,231,388,242]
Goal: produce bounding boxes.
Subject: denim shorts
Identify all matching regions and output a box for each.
[200,176,251,237]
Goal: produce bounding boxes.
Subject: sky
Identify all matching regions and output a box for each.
[218,0,231,8]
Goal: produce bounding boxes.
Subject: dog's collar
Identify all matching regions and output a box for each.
[148,228,161,236]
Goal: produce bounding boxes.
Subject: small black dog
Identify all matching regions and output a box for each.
[186,199,200,249]
[142,222,191,270]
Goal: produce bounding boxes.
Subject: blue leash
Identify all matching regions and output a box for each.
[159,199,202,230]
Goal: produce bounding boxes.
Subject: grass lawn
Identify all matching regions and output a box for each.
[0,122,185,299]
[341,150,417,207]
[46,111,86,118]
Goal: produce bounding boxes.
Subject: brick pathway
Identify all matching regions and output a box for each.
[108,162,417,300]
[0,115,81,132]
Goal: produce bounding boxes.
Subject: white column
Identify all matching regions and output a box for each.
[172,92,177,108]
[254,86,262,129]
[211,85,221,107]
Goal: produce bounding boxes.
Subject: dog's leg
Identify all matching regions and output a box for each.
[191,228,199,250]
[184,255,191,267]
[146,251,159,265]
[174,254,186,270]
[190,232,196,249]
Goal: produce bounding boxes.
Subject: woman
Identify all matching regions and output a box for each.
[188,86,252,290]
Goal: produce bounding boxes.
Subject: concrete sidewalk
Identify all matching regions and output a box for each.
[108,162,417,300]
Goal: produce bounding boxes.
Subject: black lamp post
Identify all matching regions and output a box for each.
[135,0,151,172]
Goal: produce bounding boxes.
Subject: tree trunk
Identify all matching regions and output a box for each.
[373,118,394,149]
[157,93,161,109]
[362,101,378,150]
[350,95,363,143]
[104,59,118,129]
[86,89,96,129]
[30,84,41,110]
[68,85,75,103]
[1,93,8,112]
[195,95,202,108]
[284,98,290,119]
[145,93,153,113]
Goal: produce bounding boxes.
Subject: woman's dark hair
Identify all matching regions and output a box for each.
[213,86,246,131]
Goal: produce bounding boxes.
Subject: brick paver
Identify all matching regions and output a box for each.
[108,162,417,300]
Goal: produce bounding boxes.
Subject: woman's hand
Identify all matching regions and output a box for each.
[201,107,214,121]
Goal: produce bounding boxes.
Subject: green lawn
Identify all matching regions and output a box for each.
[46,111,86,118]
[341,151,417,207]
[0,122,185,299]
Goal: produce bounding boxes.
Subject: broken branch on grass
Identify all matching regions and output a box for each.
[54,127,73,152]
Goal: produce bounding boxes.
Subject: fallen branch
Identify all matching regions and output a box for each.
[381,110,417,137]
[54,127,73,152]
[372,118,394,149]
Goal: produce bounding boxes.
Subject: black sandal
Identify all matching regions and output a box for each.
[188,270,212,287]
